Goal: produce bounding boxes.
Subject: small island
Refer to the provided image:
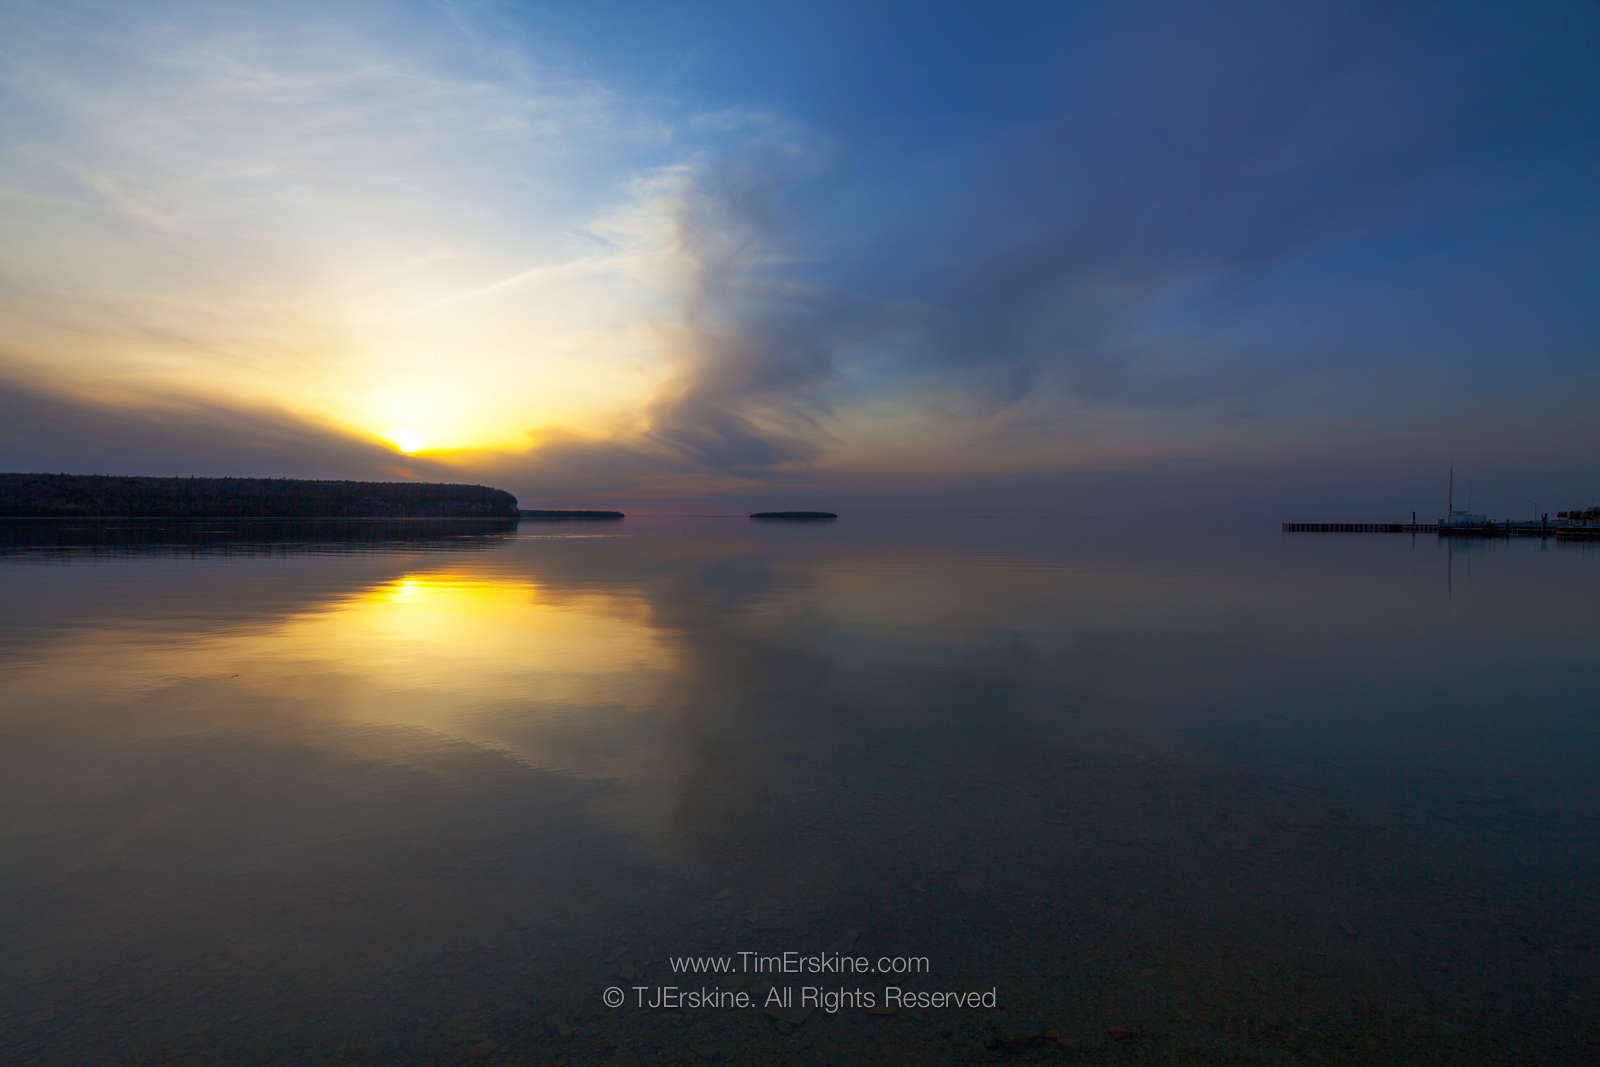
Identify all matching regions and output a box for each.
[749,511,838,520]
[0,473,519,518]
[519,509,625,520]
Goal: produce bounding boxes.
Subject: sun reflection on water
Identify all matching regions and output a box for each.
[5,568,679,779]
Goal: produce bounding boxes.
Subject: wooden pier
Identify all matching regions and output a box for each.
[1282,522,1437,533]
[1284,520,1594,538]
[1284,469,1600,539]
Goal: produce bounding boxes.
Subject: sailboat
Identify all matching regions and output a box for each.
[1439,468,1489,531]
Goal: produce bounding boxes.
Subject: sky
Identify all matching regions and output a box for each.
[1,0,1596,518]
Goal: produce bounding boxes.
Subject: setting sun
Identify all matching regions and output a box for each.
[389,431,426,454]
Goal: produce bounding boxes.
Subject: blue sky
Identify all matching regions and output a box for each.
[0,0,1595,516]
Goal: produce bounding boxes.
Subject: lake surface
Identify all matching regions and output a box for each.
[2,516,1597,1064]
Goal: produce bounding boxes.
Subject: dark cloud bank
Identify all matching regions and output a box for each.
[0,374,449,484]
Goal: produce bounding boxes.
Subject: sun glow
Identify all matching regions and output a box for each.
[390,430,426,454]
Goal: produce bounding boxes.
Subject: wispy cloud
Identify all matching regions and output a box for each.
[0,0,687,445]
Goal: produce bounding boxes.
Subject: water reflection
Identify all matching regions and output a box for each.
[4,564,680,806]
[0,517,520,558]
[1,519,1597,1063]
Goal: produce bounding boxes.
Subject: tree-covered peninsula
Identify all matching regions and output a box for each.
[0,473,519,518]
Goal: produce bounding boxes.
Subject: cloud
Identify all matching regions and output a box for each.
[0,0,672,427]
[0,372,441,482]
[496,139,882,488]
[447,0,1600,502]
[0,0,1594,508]
[777,0,1599,423]
[639,155,840,473]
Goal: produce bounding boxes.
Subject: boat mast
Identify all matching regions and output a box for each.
[1448,467,1453,517]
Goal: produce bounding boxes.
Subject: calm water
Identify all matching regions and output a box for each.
[1,517,1597,1064]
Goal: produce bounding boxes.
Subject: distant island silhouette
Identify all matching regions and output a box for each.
[749,511,837,520]
[0,473,518,518]
[519,509,624,520]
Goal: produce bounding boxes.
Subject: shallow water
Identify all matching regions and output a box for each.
[1,517,1597,1063]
